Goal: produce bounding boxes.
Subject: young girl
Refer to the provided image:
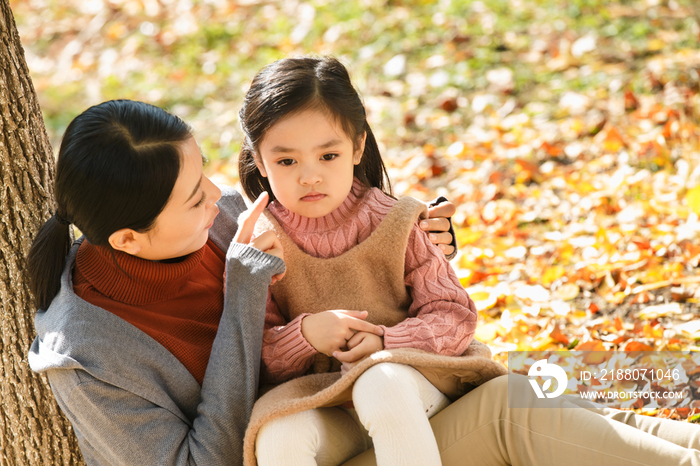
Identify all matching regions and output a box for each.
[237,57,700,466]
[238,56,496,465]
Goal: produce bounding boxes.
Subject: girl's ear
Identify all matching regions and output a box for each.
[353,132,367,165]
[254,153,268,177]
[108,228,143,256]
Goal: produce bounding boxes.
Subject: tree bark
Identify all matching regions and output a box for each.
[0,1,84,464]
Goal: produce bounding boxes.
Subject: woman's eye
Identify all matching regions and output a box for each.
[277,159,295,166]
[193,192,206,208]
[321,153,339,161]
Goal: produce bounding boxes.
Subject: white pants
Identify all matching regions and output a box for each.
[255,363,450,466]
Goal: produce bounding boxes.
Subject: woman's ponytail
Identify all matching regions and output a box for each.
[27,214,74,310]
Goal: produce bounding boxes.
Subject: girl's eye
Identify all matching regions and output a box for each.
[277,159,295,166]
[193,192,206,208]
[321,153,339,161]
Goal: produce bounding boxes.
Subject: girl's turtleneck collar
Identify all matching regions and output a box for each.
[268,178,369,233]
[75,240,209,305]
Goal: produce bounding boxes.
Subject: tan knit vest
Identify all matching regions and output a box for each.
[257,196,428,373]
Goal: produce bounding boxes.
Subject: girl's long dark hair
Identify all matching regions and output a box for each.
[27,99,191,310]
[238,56,392,202]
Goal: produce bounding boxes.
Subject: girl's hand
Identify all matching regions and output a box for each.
[301,310,383,357]
[421,200,456,256]
[334,331,384,374]
[234,192,285,284]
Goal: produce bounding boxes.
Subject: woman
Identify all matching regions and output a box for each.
[26,99,458,465]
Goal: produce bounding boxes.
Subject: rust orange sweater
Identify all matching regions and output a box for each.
[73,239,225,385]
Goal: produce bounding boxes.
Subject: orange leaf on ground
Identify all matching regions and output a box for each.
[575,341,609,364]
[631,291,653,304]
[602,127,626,152]
[624,89,639,111]
[540,141,562,156]
[643,322,664,340]
[623,341,655,351]
[614,316,623,331]
[613,335,628,345]
[576,341,605,351]
[549,325,570,346]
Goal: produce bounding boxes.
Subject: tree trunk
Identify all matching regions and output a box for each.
[0,1,84,464]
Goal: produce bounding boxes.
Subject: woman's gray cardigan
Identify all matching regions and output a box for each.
[28,187,285,466]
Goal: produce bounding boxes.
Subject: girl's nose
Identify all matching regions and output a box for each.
[299,167,322,186]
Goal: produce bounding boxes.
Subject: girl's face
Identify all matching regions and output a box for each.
[255,108,364,218]
[109,136,221,260]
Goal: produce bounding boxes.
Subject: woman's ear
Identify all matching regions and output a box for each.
[353,132,367,165]
[108,228,143,256]
[254,153,268,177]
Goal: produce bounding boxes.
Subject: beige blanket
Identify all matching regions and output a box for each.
[243,340,507,465]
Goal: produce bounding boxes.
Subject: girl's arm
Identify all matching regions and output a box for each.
[260,300,385,383]
[260,297,318,383]
[382,223,477,356]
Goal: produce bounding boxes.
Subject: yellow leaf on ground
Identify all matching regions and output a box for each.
[475,322,501,342]
[471,291,497,311]
[458,270,475,288]
[643,323,664,340]
[686,185,700,216]
[542,265,565,287]
[553,283,580,301]
[531,335,554,351]
[455,228,482,246]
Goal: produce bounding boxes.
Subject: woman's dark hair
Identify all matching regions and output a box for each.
[27,99,192,309]
[238,56,392,202]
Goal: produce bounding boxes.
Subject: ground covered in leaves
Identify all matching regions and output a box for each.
[11,0,700,420]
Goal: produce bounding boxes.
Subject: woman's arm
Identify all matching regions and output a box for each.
[43,242,284,466]
[421,197,458,259]
[48,369,226,465]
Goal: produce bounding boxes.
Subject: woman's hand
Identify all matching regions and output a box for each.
[301,310,384,357]
[334,331,385,375]
[421,199,457,256]
[234,192,285,284]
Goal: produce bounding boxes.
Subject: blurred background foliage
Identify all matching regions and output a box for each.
[11,0,700,181]
[11,0,700,416]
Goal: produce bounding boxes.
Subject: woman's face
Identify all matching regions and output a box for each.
[255,108,364,218]
[113,137,221,261]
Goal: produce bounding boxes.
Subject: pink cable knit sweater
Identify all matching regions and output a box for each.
[261,179,477,383]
